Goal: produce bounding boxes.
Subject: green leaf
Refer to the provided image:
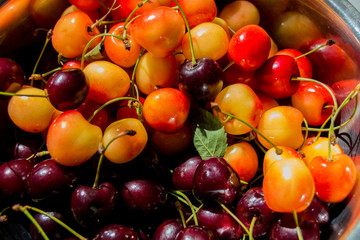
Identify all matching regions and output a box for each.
[189,104,228,160]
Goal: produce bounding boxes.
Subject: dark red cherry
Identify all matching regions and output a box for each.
[92,224,140,240]
[255,54,300,99]
[9,136,43,161]
[175,226,216,240]
[71,182,119,227]
[304,196,330,226]
[45,68,89,111]
[235,187,278,238]
[172,156,202,191]
[0,57,25,95]
[179,58,224,102]
[270,212,320,240]
[29,212,67,240]
[192,157,240,204]
[153,219,183,240]
[121,179,167,212]
[26,159,76,199]
[197,205,243,240]
[0,159,34,198]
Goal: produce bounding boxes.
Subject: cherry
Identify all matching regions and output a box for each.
[255,54,300,99]
[143,88,190,133]
[121,179,168,212]
[46,110,103,166]
[29,0,70,29]
[0,58,25,95]
[68,0,102,11]
[179,57,224,102]
[228,24,271,72]
[120,0,161,19]
[9,136,43,161]
[304,196,330,226]
[291,81,335,126]
[92,224,140,240]
[45,68,89,111]
[0,159,34,199]
[153,219,183,240]
[269,211,320,240]
[26,159,76,199]
[29,211,67,240]
[71,182,119,227]
[235,187,279,238]
[223,64,257,91]
[263,146,302,175]
[197,205,243,240]
[175,226,216,240]
[172,155,202,191]
[192,156,240,204]
[275,48,313,78]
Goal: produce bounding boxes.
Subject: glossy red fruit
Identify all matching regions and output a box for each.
[69,0,102,11]
[228,25,271,72]
[0,58,25,95]
[255,54,300,99]
[143,88,190,133]
[275,48,313,78]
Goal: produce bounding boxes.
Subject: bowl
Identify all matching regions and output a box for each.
[0,0,360,239]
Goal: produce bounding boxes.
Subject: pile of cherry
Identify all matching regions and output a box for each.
[1,0,360,239]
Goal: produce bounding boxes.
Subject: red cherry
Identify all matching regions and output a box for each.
[275,48,313,78]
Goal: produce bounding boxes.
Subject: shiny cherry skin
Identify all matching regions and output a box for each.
[299,38,359,86]
[121,179,167,211]
[175,226,216,240]
[172,155,202,191]
[179,57,224,102]
[0,57,25,95]
[92,224,140,240]
[45,68,89,111]
[256,106,304,150]
[26,159,76,199]
[52,11,101,59]
[197,205,243,240]
[153,219,183,240]
[71,182,119,227]
[263,146,302,175]
[131,7,185,57]
[308,153,357,203]
[29,0,70,29]
[275,48,313,78]
[263,157,315,213]
[236,187,278,238]
[46,110,103,167]
[304,196,330,226]
[69,0,102,11]
[193,157,240,204]
[255,54,300,99]
[143,88,190,133]
[269,212,320,240]
[228,24,271,72]
[291,81,335,126]
[120,0,161,19]
[223,64,257,91]
[170,0,217,28]
[0,159,34,199]
[29,212,67,240]
[213,83,263,135]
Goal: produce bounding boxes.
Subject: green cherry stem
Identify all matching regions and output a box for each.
[297,117,309,152]
[29,67,62,83]
[218,202,252,239]
[222,61,235,72]
[175,201,187,228]
[24,205,88,240]
[211,103,283,155]
[87,96,142,122]
[172,0,196,66]
[0,91,48,98]
[294,39,335,60]
[249,217,256,239]
[93,129,136,188]
[122,0,150,40]
[90,0,117,30]
[12,204,49,240]
[173,190,199,226]
[130,48,146,100]
[293,210,304,240]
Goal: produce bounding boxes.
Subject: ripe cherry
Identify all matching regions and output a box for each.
[275,48,313,78]
[92,224,141,240]
[153,219,183,240]
[172,155,202,191]
[0,58,25,95]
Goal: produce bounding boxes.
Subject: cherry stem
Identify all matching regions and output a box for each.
[130,48,145,101]
[218,202,252,238]
[298,117,309,151]
[24,205,88,240]
[173,190,199,226]
[90,0,118,30]
[87,96,141,122]
[249,217,256,239]
[0,91,48,98]
[122,0,149,40]
[211,103,283,155]
[93,130,136,188]
[172,0,196,66]
[222,61,235,72]
[81,33,124,70]
[293,210,304,240]
[167,191,199,211]
[12,204,49,240]
[29,67,61,83]
[292,77,338,161]
[31,29,53,86]
[294,39,335,60]
[175,201,187,228]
